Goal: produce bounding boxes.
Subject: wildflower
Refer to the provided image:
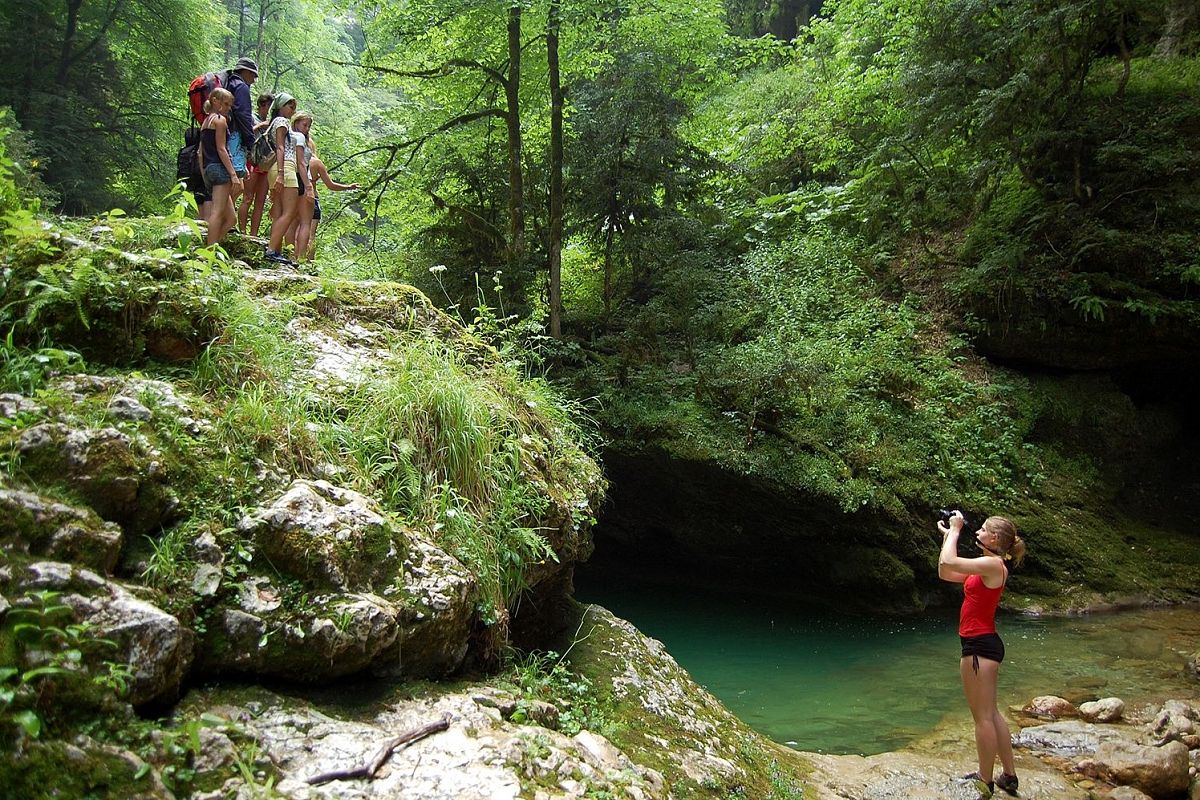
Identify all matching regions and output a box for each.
[429,264,447,274]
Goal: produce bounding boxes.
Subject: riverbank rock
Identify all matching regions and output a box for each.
[1024,695,1079,719]
[1080,739,1190,798]
[802,749,1090,800]
[1012,720,1133,757]
[375,532,475,679]
[195,686,665,800]
[5,561,193,706]
[0,485,123,573]
[1081,697,1126,723]
[1109,787,1155,800]
[1150,700,1199,744]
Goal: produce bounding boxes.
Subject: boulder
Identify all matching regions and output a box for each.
[1150,700,1199,744]
[10,561,193,706]
[1084,740,1190,798]
[375,532,476,679]
[1109,787,1154,800]
[0,486,123,573]
[1080,697,1126,723]
[237,480,403,592]
[201,577,400,680]
[1,736,172,799]
[1187,652,1199,681]
[1024,695,1079,719]
[15,422,178,536]
[1013,720,1132,757]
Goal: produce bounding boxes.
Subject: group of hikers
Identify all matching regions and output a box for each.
[185,56,358,265]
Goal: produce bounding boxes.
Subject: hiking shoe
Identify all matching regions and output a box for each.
[958,772,993,798]
[264,250,293,266]
[995,772,1018,796]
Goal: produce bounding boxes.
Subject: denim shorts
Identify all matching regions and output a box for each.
[228,131,247,177]
[204,162,232,186]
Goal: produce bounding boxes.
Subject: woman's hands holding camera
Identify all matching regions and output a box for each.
[936,510,965,538]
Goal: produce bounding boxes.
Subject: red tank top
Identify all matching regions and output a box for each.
[959,571,1005,637]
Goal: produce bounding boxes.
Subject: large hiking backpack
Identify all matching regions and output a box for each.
[188,70,229,124]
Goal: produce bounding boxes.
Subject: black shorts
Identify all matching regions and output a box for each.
[961,632,1004,664]
[312,196,321,221]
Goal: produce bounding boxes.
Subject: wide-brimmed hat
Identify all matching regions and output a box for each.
[232,57,259,76]
[271,92,295,116]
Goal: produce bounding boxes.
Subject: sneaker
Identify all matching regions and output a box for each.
[958,772,994,798]
[264,249,293,266]
[995,772,1018,796]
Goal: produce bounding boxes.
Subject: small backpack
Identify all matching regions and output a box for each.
[188,70,229,124]
[250,127,277,168]
[175,126,204,193]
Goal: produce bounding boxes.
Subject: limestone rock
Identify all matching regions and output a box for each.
[1085,740,1190,798]
[0,486,123,573]
[1151,700,1199,744]
[2,736,172,799]
[15,422,178,536]
[238,480,402,592]
[0,392,44,419]
[375,532,476,679]
[7,561,193,706]
[1186,652,1200,681]
[1080,697,1126,723]
[1109,787,1154,800]
[1024,695,1079,719]
[202,579,399,681]
[200,685,665,800]
[1012,720,1132,757]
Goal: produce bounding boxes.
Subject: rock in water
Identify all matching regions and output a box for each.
[1085,740,1189,798]
[1080,697,1126,723]
[1023,695,1079,719]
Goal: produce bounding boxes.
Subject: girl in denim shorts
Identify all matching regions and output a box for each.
[199,88,242,245]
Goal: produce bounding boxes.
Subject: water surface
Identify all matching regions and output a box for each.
[575,570,1200,754]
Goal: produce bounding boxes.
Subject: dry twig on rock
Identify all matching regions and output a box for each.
[305,712,452,785]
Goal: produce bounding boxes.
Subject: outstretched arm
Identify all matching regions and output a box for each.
[311,157,358,192]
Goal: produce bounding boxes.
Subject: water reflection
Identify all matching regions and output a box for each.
[576,572,1200,754]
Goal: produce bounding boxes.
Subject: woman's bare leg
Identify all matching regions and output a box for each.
[961,656,1001,782]
[208,183,233,245]
[268,188,298,255]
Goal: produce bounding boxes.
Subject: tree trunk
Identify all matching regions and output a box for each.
[547,0,563,339]
[236,0,246,56]
[1115,11,1131,99]
[603,225,614,318]
[256,0,268,59]
[56,0,84,85]
[1154,0,1196,58]
[505,3,525,264]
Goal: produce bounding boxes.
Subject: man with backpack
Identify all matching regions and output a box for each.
[224,57,259,201]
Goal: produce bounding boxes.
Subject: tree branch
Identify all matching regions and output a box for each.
[322,57,507,87]
[305,713,451,785]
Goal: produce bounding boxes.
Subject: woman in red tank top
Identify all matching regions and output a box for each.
[937,512,1026,798]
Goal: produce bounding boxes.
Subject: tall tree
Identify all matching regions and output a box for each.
[547,0,564,337]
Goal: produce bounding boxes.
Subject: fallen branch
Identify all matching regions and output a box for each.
[305,712,452,785]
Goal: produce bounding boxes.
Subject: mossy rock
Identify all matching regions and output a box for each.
[0,737,171,799]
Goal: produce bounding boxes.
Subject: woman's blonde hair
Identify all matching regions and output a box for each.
[203,88,234,115]
[291,109,313,126]
[985,516,1025,565]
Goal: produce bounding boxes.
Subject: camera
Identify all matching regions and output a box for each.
[937,508,973,529]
